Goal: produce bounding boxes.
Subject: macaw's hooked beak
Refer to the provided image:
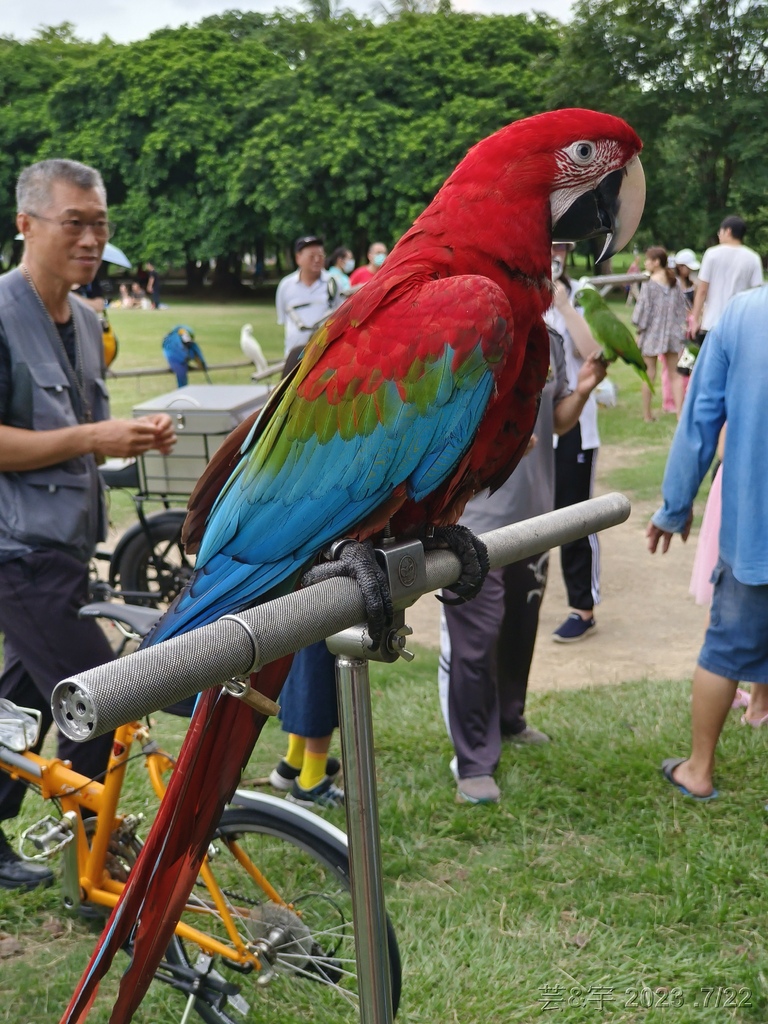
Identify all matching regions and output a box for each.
[552,155,645,264]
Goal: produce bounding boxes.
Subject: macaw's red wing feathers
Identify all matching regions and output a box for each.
[150,275,516,644]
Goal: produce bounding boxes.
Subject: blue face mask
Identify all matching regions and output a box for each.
[343,258,355,274]
[373,252,386,267]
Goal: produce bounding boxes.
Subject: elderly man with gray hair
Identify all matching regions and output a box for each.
[0,159,175,889]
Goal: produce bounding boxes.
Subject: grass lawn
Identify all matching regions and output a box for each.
[1,294,753,1023]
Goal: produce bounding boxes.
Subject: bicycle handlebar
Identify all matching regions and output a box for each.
[52,493,630,741]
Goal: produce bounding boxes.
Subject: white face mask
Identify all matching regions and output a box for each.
[343,258,355,274]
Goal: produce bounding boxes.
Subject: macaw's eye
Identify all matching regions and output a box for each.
[569,141,595,164]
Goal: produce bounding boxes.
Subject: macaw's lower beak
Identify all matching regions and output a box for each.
[552,155,645,264]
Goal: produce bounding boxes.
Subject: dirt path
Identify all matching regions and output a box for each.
[407,446,707,692]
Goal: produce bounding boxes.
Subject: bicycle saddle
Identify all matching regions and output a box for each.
[78,601,163,638]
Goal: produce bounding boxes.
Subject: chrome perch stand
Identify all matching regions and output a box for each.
[327,539,427,1024]
[51,493,632,1023]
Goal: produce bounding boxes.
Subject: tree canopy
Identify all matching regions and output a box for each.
[551,0,768,252]
[2,2,767,280]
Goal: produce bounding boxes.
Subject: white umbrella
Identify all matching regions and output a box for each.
[14,235,132,268]
[101,242,132,268]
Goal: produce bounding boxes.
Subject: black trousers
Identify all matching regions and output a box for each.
[554,425,600,612]
[441,554,549,778]
[0,549,115,823]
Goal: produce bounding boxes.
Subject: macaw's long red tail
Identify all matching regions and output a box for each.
[60,656,292,1024]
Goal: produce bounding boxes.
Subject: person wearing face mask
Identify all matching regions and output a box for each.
[349,241,388,287]
[326,246,360,300]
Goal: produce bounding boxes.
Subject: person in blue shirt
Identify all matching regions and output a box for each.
[162,325,206,386]
[647,284,768,800]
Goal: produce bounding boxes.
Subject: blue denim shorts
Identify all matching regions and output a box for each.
[698,558,768,683]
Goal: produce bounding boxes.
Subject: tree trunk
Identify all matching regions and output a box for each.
[185,259,206,290]
[212,252,243,290]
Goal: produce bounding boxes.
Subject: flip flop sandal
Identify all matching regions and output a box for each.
[741,712,768,728]
[731,688,750,710]
[661,757,718,801]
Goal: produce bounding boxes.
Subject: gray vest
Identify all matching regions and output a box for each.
[0,268,110,563]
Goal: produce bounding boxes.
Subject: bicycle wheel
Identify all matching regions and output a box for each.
[167,802,402,1024]
[112,513,194,606]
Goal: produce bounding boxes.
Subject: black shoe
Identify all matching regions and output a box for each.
[285,775,345,809]
[0,830,54,891]
[268,756,341,792]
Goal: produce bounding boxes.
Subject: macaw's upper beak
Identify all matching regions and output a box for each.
[552,155,645,264]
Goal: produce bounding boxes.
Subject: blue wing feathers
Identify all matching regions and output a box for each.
[146,277,513,645]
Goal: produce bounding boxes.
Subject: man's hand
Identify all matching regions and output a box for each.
[646,511,693,553]
[91,414,176,458]
[575,351,607,397]
[144,413,176,455]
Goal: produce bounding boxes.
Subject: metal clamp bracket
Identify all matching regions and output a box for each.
[326,537,424,663]
[374,537,427,611]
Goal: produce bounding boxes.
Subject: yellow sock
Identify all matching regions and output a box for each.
[298,750,328,792]
[284,734,305,770]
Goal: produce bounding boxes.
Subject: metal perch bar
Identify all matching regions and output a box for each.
[107,360,284,380]
[52,493,630,742]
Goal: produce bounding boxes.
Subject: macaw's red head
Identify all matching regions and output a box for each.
[440,107,645,267]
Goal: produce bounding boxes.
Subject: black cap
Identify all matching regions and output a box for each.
[295,234,324,253]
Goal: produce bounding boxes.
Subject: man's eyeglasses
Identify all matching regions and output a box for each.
[25,212,113,240]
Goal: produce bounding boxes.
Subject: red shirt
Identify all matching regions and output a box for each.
[349,266,374,287]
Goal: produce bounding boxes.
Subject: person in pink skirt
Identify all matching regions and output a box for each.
[690,453,768,725]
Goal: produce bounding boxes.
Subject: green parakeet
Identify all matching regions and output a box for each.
[575,283,654,391]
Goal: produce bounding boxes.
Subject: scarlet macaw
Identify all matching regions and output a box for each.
[62,107,644,1023]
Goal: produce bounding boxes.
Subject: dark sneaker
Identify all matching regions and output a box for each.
[552,613,596,643]
[269,756,341,792]
[508,726,551,745]
[285,776,345,809]
[0,831,54,891]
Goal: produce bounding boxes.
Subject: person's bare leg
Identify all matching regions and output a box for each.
[744,682,768,724]
[671,666,737,796]
[642,357,657,422]
[305,735,332,757]
[665,353,685,417]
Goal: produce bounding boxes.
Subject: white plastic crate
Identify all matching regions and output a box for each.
[133,384,269,497]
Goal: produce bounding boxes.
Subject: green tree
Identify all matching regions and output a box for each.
[42,25,287,284]
[551,0,768,252]
[0,25,102,261]
[300,0,353,21]
[236,11,560,256]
